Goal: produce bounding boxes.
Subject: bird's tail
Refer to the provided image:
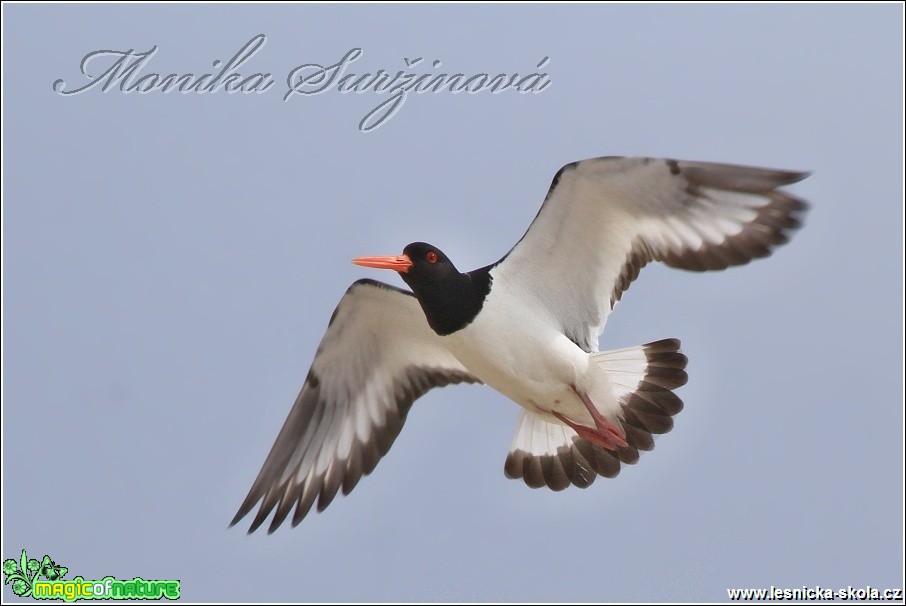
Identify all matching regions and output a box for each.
[504,339,687,491]
[592,338,689,432]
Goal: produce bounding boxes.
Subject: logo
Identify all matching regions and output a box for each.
[3,550,180,602]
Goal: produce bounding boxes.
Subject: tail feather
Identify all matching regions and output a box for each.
[504,338,687,490]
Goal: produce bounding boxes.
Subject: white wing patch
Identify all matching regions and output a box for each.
[495,157,809,352]
[232,280,479,533]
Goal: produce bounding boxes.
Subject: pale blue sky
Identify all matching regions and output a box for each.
[3,4,903,602]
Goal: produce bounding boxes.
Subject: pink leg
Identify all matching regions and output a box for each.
[553,411,620,448]
[551,385,628,451]
[571,385,628,447]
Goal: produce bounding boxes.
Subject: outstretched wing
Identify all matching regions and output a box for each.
[232,279,478,533]
[494,157,809,352]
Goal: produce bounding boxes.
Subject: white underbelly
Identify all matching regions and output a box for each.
[441,291,591,417]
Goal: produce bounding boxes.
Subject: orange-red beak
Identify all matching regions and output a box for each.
[352,254,413,273]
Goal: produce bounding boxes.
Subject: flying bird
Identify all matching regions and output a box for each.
[232,156,809,533]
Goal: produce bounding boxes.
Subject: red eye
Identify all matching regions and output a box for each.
[426,251,438,263]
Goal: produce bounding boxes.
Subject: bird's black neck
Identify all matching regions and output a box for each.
[410,265,493,336]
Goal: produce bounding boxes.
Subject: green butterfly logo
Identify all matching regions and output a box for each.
[40,556,68,582]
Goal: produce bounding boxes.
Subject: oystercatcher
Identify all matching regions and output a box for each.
[232,156,809,533]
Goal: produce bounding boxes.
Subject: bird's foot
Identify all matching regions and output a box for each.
[550,385,628,451]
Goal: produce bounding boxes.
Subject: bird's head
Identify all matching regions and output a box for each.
[353,242,461,293]
[353,242,489,336]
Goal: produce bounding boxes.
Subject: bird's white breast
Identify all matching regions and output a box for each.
[440,277,590,415]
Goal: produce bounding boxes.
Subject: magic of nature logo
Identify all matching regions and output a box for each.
[3,549,180,602]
